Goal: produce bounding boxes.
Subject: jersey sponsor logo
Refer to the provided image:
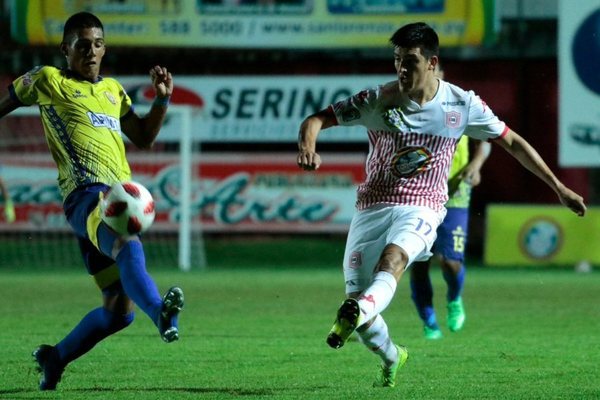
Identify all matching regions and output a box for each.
[442,100,465,106]
[87,112,121,131]
[445,111,461,128]
[390,146,432,178]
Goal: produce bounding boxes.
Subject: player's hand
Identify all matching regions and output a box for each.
[557,186,586,216]
[297,151,321,171]
[459,165,482,187]
[149,65,173,99]
[4,199,15,223]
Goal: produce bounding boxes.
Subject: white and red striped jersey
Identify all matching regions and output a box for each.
[330,79,508,212]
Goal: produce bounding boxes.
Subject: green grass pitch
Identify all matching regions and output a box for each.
[0,238,599,399]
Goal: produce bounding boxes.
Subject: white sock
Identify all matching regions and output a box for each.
[357,271,397,324]
[357,314,398,366]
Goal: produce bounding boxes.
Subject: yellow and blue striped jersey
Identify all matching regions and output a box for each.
[9,66,133,200]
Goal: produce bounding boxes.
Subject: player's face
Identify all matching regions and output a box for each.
[62,27,105,82]
[394,47,435,94]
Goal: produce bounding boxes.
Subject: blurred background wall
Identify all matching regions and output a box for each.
[0,0,597,267]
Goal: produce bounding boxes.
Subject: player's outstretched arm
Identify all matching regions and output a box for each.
[120,65,173,149]
[494,129,586,216]
[0,94,20,120]
[297,108,337,171]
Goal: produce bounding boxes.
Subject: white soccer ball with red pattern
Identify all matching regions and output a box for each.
[100,181,156,236]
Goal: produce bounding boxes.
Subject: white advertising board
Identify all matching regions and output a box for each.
[119,75,393,142]
[558,0,600,166]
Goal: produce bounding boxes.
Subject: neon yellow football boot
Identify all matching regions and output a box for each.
[326,298,361,349]
[373,345,409,388]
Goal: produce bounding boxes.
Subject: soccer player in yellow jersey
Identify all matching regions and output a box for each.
[409,62,491,339]
[0,12,184,390]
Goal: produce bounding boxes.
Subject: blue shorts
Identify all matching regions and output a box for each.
[432,207,469,263]
[63,184,122,292]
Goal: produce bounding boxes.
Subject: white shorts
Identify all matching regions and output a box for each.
[342,204,445,294]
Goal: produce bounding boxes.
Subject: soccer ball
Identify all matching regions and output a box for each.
[100,181,156,236]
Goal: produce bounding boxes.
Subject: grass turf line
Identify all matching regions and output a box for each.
[0,266,599,399]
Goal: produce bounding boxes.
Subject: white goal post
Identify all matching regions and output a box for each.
[3,105,205,271]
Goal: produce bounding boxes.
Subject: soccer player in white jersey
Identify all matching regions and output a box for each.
[0,12,183,390]
[297,22,586,388]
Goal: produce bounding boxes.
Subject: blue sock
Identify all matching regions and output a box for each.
[114,240,163,327]
[410,277,438,328]
[443,265,465,302]
[96,224,163,327]
[56,307,133,365]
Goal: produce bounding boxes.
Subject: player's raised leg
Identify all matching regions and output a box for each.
[158,286,184,342]
[327,245,403,349]
[96,220,184,341]
[326,208,376,348]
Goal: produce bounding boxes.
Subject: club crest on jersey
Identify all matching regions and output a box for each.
[445,111,461,128]
[391,146,432,178]
[349,251,362,269]
[104,91,116,105]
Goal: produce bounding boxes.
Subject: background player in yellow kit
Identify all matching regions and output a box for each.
[0,166,15,223]
[409,62,492,339]
[0,12,184,390]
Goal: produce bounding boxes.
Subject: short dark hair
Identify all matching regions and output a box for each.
[62,12,104,42]
[389,22,439,59]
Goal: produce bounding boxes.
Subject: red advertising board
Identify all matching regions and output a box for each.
[0,152,366,233]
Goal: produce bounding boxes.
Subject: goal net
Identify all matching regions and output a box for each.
[0,105,205,271]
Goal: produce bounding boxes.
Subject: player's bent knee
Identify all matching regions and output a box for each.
[110,311,135,331]
[113,236,141,258]
[97,222,142,259]
[103,308,134,333]
[119,312,135,328]
[375,244,409,276]
[440,258,462,274]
